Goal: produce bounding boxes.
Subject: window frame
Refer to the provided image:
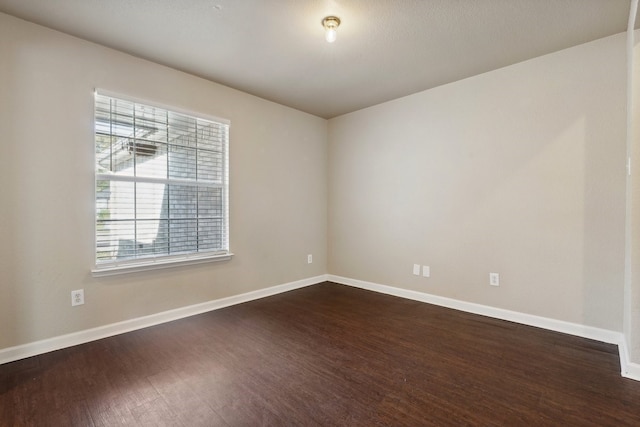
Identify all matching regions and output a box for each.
[91,90,232,277]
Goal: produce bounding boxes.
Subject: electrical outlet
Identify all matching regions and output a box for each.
[307,254,313,264]
[489,273,500,287]
[413,264,420,275]
[422,266,430,277]
[71,289,84,306]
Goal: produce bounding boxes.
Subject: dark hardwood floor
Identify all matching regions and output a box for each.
[2,281,640,426]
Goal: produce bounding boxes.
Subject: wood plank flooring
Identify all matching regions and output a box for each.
[2,281,640,426]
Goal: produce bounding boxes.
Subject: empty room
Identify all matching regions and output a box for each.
[2,0,640,425]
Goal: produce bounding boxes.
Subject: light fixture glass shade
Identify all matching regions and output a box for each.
[325,28,337,43]
[322,16,340,43]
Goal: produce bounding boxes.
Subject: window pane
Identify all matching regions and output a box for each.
[168,145,196,180]
[197,120,225,152]
[198,187,223,218]
[111,221,137,260]
[169,113,197,148]
[198,218,223,250]
[95,134,111,164]
[169,185,197,219]
[169,219,198,254]
[135,103,167,143]
[154,219,170,255]
[96,181,134,263]
[137,219,167,257]
[96,179,114,261]
[110,99,135,138]
[197,150,222,183]
[109,181,135,220]
[135,142,168,179]
[136,182,167,222]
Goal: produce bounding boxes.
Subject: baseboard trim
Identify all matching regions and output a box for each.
[0,274,328,365]
[327,275,623,344]
[625,362,640,381]
[619,337,640,381]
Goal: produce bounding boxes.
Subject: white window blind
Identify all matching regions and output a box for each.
[94,92,230,273]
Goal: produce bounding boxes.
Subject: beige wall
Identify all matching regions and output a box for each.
[328,33,627,331]
[0,13,328,350]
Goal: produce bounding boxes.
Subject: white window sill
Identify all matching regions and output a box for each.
[91,252,233,277]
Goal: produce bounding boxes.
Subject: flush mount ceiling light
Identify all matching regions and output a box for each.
[322,16,341,43]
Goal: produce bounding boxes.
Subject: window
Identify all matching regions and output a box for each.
[93,92,231,275]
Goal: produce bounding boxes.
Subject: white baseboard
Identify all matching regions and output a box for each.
[619,337,640,381]
[0,274,328,365]
[625,362,640,381]
[327,274,623,344]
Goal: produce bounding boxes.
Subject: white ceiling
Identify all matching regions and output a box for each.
[0,0,634,118]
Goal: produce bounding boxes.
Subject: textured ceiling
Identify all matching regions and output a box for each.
[0,0,634,118]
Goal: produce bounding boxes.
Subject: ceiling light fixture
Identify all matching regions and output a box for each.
[322,16,341,43]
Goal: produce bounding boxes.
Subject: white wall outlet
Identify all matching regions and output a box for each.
[489,273,500,287]
[422,266,430,277]
[413,264,420,275]
[71,289,84,306]
[307,254,313,264]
